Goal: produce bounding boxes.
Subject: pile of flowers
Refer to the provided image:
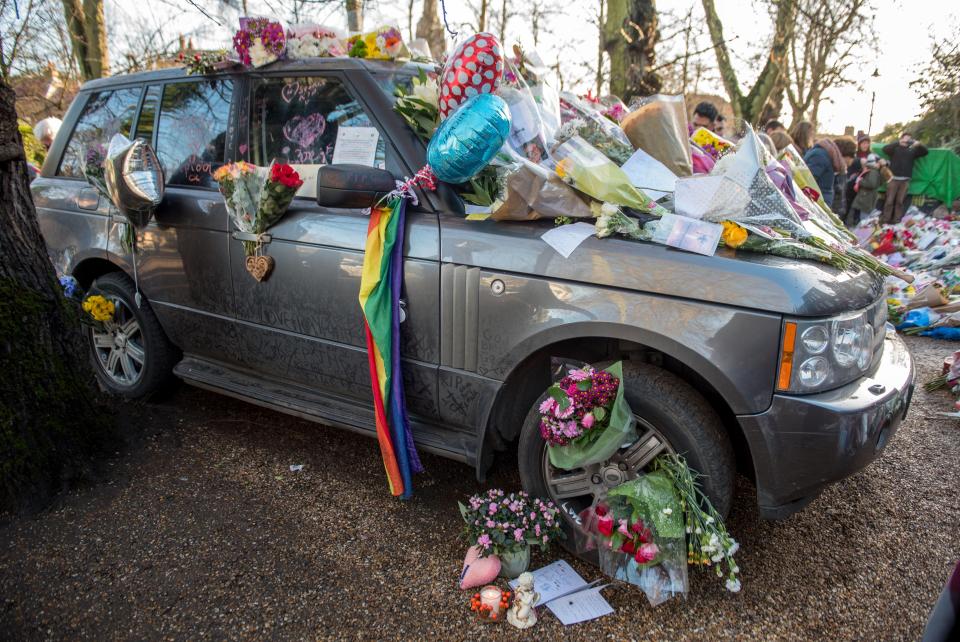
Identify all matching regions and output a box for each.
[233,18,286,67]
[286,25,346,58]
[459,489,562,557]
[348,26,406,60]
[538,365,619,446]
[82,294,115,323]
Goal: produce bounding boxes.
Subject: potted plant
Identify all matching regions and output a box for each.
[459,489,563,578]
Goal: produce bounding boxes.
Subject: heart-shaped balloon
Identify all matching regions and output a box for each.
[439,32,504,120]
[459,545,501,590]
[427,93,511,184]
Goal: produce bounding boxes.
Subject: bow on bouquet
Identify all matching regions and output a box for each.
[213,160,303,281]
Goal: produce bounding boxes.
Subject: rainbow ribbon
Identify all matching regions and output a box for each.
[358,195,423,498]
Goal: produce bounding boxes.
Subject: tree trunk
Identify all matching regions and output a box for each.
[61,0,108,80]
[702,0,794,123]
[346,0,364,32]
[759,69,788,126]
[498,0,509,44]
[0,79,112,512]
[604,0,661,103]
[595,0,605,96]
[416,0,446,59]
[477,0,488,32]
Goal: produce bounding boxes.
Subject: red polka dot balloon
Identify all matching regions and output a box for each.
[439,33,504,120]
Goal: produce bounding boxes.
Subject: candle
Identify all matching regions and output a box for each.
[479,585,503,617]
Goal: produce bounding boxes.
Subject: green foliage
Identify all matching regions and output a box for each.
[18,120,45,167]
[459,165,501,207]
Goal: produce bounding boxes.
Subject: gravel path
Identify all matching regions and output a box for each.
[2,335,959,641]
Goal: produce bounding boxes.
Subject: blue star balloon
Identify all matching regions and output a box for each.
[427,93,511,184]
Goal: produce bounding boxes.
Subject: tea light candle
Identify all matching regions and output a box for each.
[479,585,503,616]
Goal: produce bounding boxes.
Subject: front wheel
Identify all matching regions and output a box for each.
[517,361,735,558]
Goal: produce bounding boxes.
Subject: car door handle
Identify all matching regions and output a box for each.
[76,188,100,211]
[399,299,407,323]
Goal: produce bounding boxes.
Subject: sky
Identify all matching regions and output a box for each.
[105,0,958,134]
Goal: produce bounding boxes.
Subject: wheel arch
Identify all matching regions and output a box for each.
[480,323,757,482]
[71,256,123,289]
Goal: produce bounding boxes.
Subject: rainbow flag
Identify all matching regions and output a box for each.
[358,196,423,498]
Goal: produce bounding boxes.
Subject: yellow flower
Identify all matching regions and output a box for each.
[82,295,115,322]
[721,220,748,249]
[555,158,573,179]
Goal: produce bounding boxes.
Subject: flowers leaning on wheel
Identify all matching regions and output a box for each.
[539,361,638,470]
[459,489,562,558]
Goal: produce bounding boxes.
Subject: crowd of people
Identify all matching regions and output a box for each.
[690,100,929,228]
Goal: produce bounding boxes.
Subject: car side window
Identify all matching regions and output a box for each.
[155,79,233,189]
[249,76,387,199]
[134,84,163,143]
[57,87,141,178]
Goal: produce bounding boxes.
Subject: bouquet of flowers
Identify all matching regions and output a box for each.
[214,161,303,256]
[347,25,407,60]
[81,144,108,200]
[556,93,634,166]
[553,136,667,215]
[540,361,638,470]
[285,24,346,58]
[393,68,440,143]
[459,489,562,558]
[178,50,230,75]
[654,454,742,593]
[82,294,115,323]
[690,126,734,161]
[233,17,286,67]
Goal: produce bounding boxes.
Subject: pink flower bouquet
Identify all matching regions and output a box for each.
[458,489,562,558]
[233,17,286,67]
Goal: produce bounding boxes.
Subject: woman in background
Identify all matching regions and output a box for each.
[788,121,815,156]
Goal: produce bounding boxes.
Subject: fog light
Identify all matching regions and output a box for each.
[800,325,829,354]
[798,356,830,388]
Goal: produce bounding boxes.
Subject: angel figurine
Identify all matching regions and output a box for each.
[507,572,539,630]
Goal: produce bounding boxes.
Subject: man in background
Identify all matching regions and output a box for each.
[764,120,785,136]
[881,132,928,224]
[691,101,719,131]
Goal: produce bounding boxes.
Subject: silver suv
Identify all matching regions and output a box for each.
[32,59,914,526]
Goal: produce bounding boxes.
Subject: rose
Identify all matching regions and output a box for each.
[597,515,614,537]
[635,542,658,564]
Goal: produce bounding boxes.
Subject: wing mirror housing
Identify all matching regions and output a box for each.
[316,164,396,209]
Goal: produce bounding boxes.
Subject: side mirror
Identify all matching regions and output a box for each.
[104,134,165,228]
[316,164,396,209]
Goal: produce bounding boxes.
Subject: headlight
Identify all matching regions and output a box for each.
[777,305,883,394]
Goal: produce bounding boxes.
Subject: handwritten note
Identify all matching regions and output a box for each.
[541,222,596,258]
[621,147,677,200]
[650,213,723,256]
[509,560,589,607]
[545,586,614,626]
[332,126,379,166]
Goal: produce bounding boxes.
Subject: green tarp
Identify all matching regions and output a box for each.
[872,144,960,206]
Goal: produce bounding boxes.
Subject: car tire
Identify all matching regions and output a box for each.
[517,360,735,558]
[86,271,178,399]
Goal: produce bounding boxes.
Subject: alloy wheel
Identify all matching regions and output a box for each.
[90,297,146,387]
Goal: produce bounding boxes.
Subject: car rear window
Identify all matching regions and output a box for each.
[249,76,386,199]
[57,87,141,178]
[155,79,233,189]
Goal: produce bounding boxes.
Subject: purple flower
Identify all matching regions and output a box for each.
[488,502,498,515]
[477,533,492,549]
[539,397,556,414]
[485,519,495,528]
[514,528,525,542]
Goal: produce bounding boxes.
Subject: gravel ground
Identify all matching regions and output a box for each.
[1,335,959,641]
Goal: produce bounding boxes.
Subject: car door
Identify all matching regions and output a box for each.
[225,71,440,419]
[32,86,141,278]
[132,77,240,362]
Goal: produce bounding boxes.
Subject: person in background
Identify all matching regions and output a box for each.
[803,136,846,207]
[848,153,885,226]
[764,119,786,135]
[881,131,929,224]
[789,120,816,155]
[831,136,857,218]
[844,134,873,218]
[32,117,62,151]
[770,130,795,153]
[757,132,777,158]
[691,101,718,131]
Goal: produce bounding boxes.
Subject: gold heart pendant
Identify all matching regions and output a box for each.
[245,254,275,282]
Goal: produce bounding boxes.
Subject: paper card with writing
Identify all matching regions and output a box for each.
[545,587,614,626]
[651,213,723,256]
[331,126,380,166]
[509,560,589,607]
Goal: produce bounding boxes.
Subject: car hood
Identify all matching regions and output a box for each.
[440,218,884,317]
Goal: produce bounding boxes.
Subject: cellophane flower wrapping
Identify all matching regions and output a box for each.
[690,126,734,161]
[81,143,109,200]
[498,59,552,164]
[620,94,693,177]
[556,92,635,166]
[577,472,688,606]
[514,48,562,142]
[544,361,638,470]
[214,161,303,256]
[553,136,667,214]
[349,25,408,60]
[490,161,593,221]
[257,161,303,232]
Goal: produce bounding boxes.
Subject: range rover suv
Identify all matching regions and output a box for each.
[32,58,914,527]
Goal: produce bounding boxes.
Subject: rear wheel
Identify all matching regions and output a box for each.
[87,272,178,399]
[518,360,734,559]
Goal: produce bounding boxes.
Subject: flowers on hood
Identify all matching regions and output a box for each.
[721,220,748,249]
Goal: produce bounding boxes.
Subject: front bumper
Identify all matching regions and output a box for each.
[738,328,914,519]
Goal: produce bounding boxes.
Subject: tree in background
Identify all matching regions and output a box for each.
[603,0,661,103]
[701,0,795,123]
[61,0,109,80]
[784,0,872,128]
[0,77,113,511]
[909,30,959,153]
[345,0,363,31]
[415,0,446,59]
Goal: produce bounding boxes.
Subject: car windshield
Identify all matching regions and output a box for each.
[371,64,433,104]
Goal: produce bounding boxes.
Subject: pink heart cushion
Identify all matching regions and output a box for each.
[459,545,501,590]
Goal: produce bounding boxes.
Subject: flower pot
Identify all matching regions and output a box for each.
[498,544,531,579]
